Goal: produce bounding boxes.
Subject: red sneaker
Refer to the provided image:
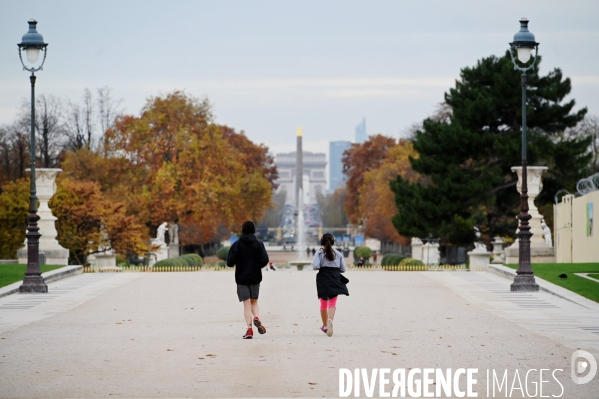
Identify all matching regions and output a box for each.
[243,328,253,339]
[253,317,266,334]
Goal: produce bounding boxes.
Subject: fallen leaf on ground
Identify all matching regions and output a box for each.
[167,349,174,351]
[308,382,317,385]
[206,354,216,357]
[392,353,397,355]
[115,322,123,324]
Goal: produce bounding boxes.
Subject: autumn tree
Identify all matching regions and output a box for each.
[360,140,420,244]
[0,123,30,185]
[0,178,29,258]
[316,188,349,227]
[63,91,275,245]
[342,134,397,223]
[49,178,147,264]
[18,94,65,168]
[257,191,287,228]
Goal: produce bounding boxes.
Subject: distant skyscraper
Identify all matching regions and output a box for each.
[329,140,351,193]
[355,118,368,143]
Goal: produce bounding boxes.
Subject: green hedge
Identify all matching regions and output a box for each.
[216,246,230,261]
[381,254,406,266]
[354,246,373,260]
[181,254,203,266]
[399,257,424,266]
[154,254,204,267]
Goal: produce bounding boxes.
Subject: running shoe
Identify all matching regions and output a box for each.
[320,325,328,334]
[243,328,253,339]
[253,317,266,334]
[326,319,333,337]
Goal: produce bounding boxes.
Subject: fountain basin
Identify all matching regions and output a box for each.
[288,260,312,271]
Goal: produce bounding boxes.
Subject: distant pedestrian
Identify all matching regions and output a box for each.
[312,233,349,337]
[311,247,316,256]
[227,221,270,339]
[306,246,311,258]
[372,251,378,264]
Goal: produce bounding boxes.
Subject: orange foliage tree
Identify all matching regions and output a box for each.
[61,91,275,245]
[358,140,420,244]
[0,178,29,258]
[342,134,397,224]
[49,178,148,264]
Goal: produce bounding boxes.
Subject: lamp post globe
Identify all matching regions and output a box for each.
[509,18,540,292]
[18,19,49,293]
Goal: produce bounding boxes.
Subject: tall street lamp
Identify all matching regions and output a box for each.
[508,18,540,292]
[18,19,49,293]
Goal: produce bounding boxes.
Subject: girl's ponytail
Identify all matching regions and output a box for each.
[323,235,335,261]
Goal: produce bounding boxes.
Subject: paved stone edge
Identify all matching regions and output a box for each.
[0,265,82,299]
[488,264,599,311]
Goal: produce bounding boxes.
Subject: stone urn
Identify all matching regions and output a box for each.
[504,166,555,264]
[18,169,69,265]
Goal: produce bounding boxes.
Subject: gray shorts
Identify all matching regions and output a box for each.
[237,283,260,302]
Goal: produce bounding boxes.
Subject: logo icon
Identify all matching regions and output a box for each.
[571,350,597,384]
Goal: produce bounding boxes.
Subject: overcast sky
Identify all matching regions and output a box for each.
[1,1,598,156]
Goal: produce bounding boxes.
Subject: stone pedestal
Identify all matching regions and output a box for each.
[411,238,423,261]
[168,244,180,258]
[149,239,168,266]
[491,237,505,264]
[468,247,491,268]
[422,242,439,265]
[18,169,69,265]
[504,166,555,264]
[96,252,120,272]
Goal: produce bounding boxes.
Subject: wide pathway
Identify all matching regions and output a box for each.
[0,268,597,398]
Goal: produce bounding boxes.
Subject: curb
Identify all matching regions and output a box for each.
[0,265,83,299]
[488,264,599,311]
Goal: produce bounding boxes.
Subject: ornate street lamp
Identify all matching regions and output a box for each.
[18,19,49,293]
[508,18,539,292]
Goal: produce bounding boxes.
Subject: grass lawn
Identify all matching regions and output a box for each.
[0,264,65,289]
[506,263,599,303]
[588,274,599,281]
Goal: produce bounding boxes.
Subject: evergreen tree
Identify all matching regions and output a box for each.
[391,51,590,245]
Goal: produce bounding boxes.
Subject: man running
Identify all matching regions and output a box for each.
[227,221,270,339]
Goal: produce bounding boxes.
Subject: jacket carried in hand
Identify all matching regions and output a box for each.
[226,234,269,285]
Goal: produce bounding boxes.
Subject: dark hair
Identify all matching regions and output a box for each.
[241,221,256,234]
[321,234,335,261]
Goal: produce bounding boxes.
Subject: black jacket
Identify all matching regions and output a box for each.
[226,234,269,285]
[316,267,349,299]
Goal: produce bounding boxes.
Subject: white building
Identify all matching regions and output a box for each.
[275,151,326,205]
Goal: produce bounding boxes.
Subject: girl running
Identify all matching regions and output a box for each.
[312,233,349,337]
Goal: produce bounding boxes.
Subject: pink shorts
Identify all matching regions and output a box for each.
[319,296,338,310]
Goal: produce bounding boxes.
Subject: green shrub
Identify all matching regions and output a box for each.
[354,246,373,260]
[182,253,203,266]
[217,246,230,261]
[399,257,424,266]
[116,254,128,266]
[153,254,204,268]
[176,257,189,266]
[382,254,405,266]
